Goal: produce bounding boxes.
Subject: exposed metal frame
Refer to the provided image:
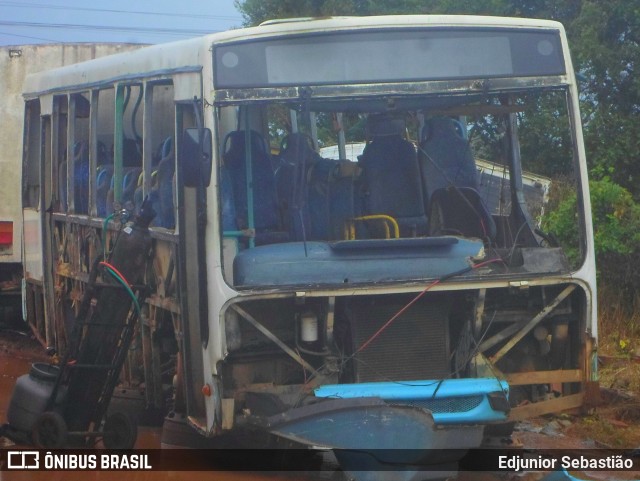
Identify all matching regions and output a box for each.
[213,76,569,104]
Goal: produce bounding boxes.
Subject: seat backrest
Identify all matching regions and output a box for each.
[358,115,427,237]
[160,137,173,162]
[421,117,478,209]
[274,133,321,240]
[73,142,89,214]
[122,167,142,206]
[223,130,282,239]
[428,186,497,241]
[96,165,113,217]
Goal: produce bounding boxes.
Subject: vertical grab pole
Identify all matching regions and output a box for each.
[113,84,125,206]
[243,113,255,248]
[89,90,99,217]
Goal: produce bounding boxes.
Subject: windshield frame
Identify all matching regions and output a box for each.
[214,84,587,292]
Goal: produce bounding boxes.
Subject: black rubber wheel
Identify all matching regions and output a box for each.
[32,411,68,448]
[103,412,137,449]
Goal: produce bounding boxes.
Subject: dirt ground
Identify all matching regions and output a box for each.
[1,328,639,481]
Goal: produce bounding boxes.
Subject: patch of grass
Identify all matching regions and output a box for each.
[598,360,640,394]
[567,409,640,448]
[567,281,640,448]
[598,284,640,355]
[597,283,640,395]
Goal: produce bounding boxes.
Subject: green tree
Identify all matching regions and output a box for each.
[234,0,514,26]
[544,178,640,264]
[235,0,640,197]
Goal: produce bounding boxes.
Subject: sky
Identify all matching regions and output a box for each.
[0,0,243,46]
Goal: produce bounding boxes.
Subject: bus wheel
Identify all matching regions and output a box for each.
[103,412,137,449]
[32,411,68,448]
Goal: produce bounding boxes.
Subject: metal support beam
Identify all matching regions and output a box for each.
[231,304,320,377]
[480,284,576,362]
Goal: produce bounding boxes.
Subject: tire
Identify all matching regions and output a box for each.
[103,412,137,449]
[32,411,68,448]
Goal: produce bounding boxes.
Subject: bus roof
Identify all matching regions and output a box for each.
[23,15,566,97]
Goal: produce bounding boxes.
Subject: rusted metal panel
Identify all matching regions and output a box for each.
[213,76,569,103]
[481,284,576,357]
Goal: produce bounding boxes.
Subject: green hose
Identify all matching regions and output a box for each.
[102,212,116,260]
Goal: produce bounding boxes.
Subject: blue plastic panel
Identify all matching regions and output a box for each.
[314,377,509,425]
[233,236,484,287]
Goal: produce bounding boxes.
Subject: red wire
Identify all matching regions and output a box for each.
[471,258,504,270]
[355,257,503,355]
[99,261,132,287]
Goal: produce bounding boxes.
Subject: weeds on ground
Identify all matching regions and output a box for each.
[597,285,640,393]
[571,284,640,447]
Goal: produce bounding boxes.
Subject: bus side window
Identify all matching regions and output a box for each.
[53,95,68,213]
[23,99,41,209]
[223,130,286,245]
[118,84,143,209]
[71,92,91,215]
[144,82,175,230]
[96,88,115,217]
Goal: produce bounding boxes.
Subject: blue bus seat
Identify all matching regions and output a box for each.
[358,115,428,237]
[420,117,479,209]
[160,136,173,162]
[327,167,359,241]
[428,186,497,242]
[96,165,113,217]
[122,167,142,206]
[135,171,163,228]
[274,133,325,240]
[223,130,287,245]
[73,142,89,214]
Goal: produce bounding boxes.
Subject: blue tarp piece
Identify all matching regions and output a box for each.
[314,377,509,425]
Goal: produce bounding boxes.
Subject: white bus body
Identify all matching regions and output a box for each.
[20,16,596,462]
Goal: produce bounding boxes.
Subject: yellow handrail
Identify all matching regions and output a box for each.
[344,214,400,240]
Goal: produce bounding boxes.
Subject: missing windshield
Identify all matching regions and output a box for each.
[217,89,580,288]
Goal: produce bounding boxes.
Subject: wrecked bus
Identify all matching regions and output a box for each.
[19,15,596,469]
